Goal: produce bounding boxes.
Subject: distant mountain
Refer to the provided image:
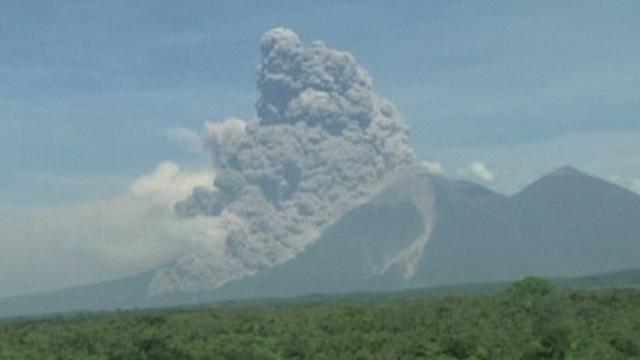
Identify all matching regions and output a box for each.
[512,166,640,277]
[2,165,640,318]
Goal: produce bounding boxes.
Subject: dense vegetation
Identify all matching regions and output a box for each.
[1,278,640,359]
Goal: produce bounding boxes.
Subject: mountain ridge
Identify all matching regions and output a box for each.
[2,165,640,318]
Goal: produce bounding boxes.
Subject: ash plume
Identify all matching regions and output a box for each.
[150,28,415,294]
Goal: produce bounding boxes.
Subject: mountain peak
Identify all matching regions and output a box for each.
[534,165,595,184]
[514,165,640,204]
[548,165,585,177]
[515,165,601,200]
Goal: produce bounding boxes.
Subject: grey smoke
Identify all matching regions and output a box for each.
[152,28,415,293]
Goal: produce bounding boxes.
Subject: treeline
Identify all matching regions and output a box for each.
[1,278,640,359]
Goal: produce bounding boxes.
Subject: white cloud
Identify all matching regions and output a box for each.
[0,162,224,297]
[165,127,204,154]
[430,130,640,195]
[610,174,640,193]
[129,161,214,206]
[458,162,496,183]
[420,160,446,175]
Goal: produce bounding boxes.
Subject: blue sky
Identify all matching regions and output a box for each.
[2,0,640,205]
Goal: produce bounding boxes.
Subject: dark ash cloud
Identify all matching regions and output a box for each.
[150,28,415,294]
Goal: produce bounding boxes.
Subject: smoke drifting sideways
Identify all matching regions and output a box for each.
[149,28,416,294]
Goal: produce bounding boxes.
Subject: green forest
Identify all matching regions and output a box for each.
[1,278,639,359]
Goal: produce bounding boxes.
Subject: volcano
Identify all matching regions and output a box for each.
[3,166,640,317]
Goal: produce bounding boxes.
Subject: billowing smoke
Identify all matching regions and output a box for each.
[149,28,415,294]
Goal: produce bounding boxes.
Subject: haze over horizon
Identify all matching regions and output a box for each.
[1,1,640,298]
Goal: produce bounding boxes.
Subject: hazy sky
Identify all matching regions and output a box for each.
[3,0,640,204]
[1,1,640,296]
